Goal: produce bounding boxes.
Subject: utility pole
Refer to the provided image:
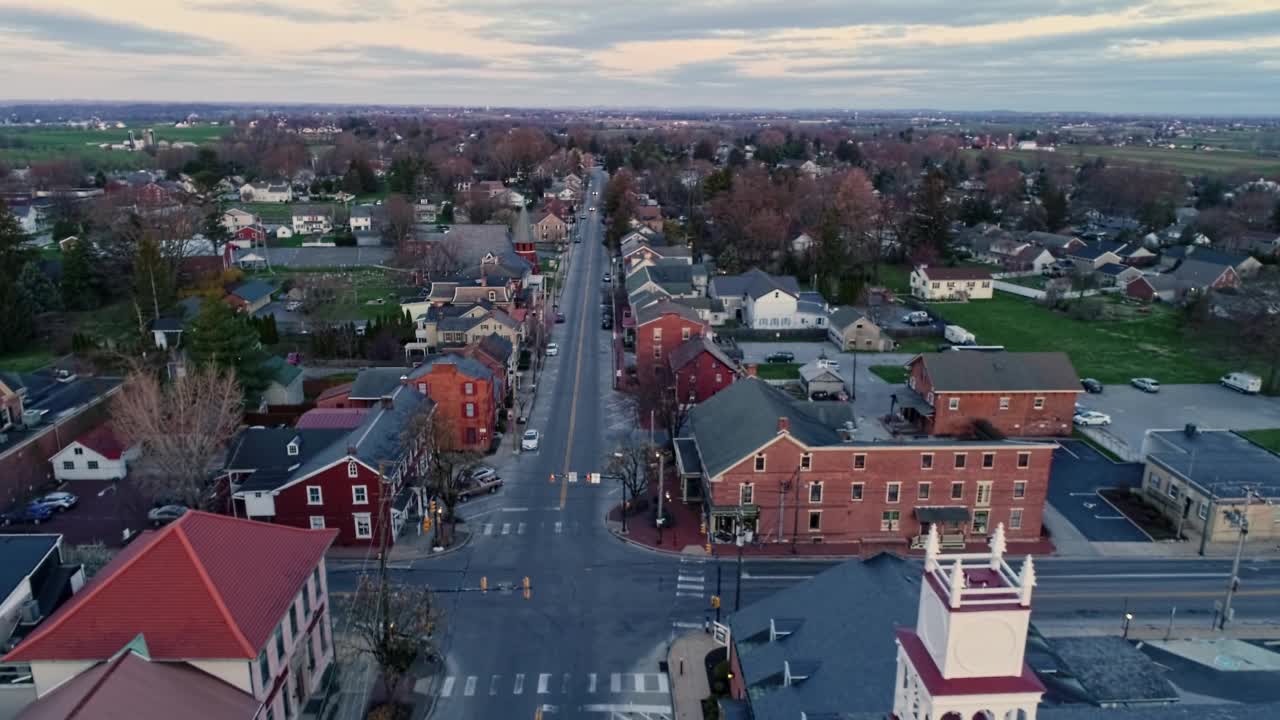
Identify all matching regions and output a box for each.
[656,449,666,545]
[1218,488,1263,630]
[376,462,392,656]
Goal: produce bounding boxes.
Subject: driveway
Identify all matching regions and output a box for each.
[6,479,153,547]
[1048,440,1149,542]
[738,342,915,423]
[1076,383,1280,457]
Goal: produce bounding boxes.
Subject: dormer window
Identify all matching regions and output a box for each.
[287,439,299,456]
[783,660,818,687]
[347,460,358,478]
[769,617,802,642]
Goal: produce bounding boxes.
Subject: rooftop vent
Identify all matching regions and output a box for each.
[1184,423,1198,438]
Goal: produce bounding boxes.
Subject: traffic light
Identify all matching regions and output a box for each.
[422,517,432,532]
[480,576,488,594]
[710,595,721,609]
[429,499,437,515]
[549,473,556,484]
[705,542,712,555]
[522,576,532,600]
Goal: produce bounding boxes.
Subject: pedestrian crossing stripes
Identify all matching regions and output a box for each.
[437,672,669,699]
[478,520,584,536]
[674,556,706,600]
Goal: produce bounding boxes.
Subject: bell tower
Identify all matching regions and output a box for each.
[893,524,1044,720]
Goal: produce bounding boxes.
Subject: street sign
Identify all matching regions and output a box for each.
[568,472,579,484]
[588,473,601,485]
[713,622,730,647]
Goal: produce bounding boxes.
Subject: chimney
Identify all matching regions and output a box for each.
[777,416,789,434]
[746,363,758,378]
[346,445,357,455]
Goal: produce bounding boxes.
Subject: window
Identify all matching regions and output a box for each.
[287,442,299,457]
[1168,483,1181,500]
[981,281,991,289]
[354,513,373,539]
[1009,508,1023,530]
[464,382,474,395]
[1017,452,1031,469]
[258,648,270,688]
[881,511,901,531]
[681,327,691,341]
[976,481,992,507]
[1013,481,1027,499]
[754,453,766,472]
[652,328,662,340]
[307,486,323,505]
[289,604,299,637]
[809,482,823,503]
[886,483,900,503]
[740,483,754,505]
[918,482,930,500]
[800,453,812,471]
[87,460,99,470]
[1198,501,1208,520]
[465,403,476,418]
[954,453,966,469]
[920,453,933,470]
[715,373,722,383]
[853,454,866,470]
[851,483,864,501]
[999,396,1010,410]
[352,485,368,504]
[973,510,990,534]
[951,482,964,500]
[807,510,821,531]
[982,452,995,469]
[1033,396,1045,410]
[307,515,326,530]
[62,461,74,470]
[274,625,285,662]
[948,397,959,411]
[347,460,358,478]
[653,345,662,359]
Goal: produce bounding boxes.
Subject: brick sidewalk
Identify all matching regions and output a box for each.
[667,631,720,720]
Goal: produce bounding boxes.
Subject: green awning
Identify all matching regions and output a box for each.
[915,506,971,523]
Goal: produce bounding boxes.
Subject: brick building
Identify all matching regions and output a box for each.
[905,352,1080,437]
[677,379,1056,550]
[666,334,741,405]
[634,301,707,382]
[405,356,500,453]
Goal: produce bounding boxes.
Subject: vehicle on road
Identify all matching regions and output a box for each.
[944,325,976,345]
[458,465,503,501]
[546,342,559,356]
[602,273,611,283]
[902,310,932,326]
[37,492,78,511]
[810,391,841,401]
[1080,378,1103,394]
[1,503,55,526]
[765,351,795,363]
[555,312,566,323]
[601,317,613,330]
[148,504,188,526]
[1073,410,1112,426]
[1130,377,1160,393]
[588,206,596,212]
[1220,371,1262,394]
[521,430,540,451]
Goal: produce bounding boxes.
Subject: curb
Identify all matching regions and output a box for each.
[329,527,474,565]
[604,513,869,563]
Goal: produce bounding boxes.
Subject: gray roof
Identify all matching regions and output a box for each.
[512,206,533,246]
[915,352,1080,393]
[230,279,275,304]
[667,334,738,373]
[799,361,843,384]
[628,288,666,312]
[1097,262,1135,276]
[476,333,513,363]
[1025,231,1081,250]
[674,437,702,475]
[349,367,411,400]
[1044,637,1178,705]
[711,269,801,300]
[413,224,513,269]
[635,300,703,327]
[225,427,351,491]
[407,354,495,383]
[262,356,302,388]
[1172,258,1234,288]
[729,555,921,719]
[0,535,60,601]
[1146,429,1280,499]
[292,204,333,218]
[626,263,694,296]
[351,205,373,218]
[1069,242,1124,261]
[828,306,867,331]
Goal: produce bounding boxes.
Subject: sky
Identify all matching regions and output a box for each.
[1,0,1279,114]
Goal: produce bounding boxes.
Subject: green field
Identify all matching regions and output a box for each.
[251,269,403,323]
[869,365,908,384]
[229,202,293,223]
[0,349,55,373]
[927,294,1234,384]
[0,124,227,170]
[755,362,800,381]
[1239,429,1280,454]
[987,144,1280,177]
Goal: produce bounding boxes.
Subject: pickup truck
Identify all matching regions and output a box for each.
[457,466,503,501]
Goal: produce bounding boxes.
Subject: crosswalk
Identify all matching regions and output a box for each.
[477,520,586,536]
[675,556,707,600]
[436,671,669,699]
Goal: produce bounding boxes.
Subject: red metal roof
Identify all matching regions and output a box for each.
[895,628,1044,696]
[295,408,368,429]
[5,511,337,663]
[73,425,126,460]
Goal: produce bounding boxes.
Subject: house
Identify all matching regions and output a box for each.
[275,225,294,239]
[349,204,374,232]
[635,301,708,382]
[1163,245,1263,277]
[1066,242,1124,271]
[221,208,257,233]
[1229,230,1280,257]
[626,262,699,301]
[511,207,540,271]
[1127,259,1240,303]
[983,237,1033,268]
[1096,262,1143,287]
[678,378,1057,547]
[799,359,845,399]
[905,352,1081,437]
[1139,428,1280,544]
[1024,231,1085,257]
[225,384,431,545]
[533,209,568,244]
[233,224,266,247]
[827,307,895,351]
[791,232,815,254]
[1011,245,1055,273]
[48,425,132,481]
[261,356,304,406]
[909,266,994,301]
[633,204,664,232]
[405,357,499,453]
[238,181,292,203]
[1116,241,1158,266]
[621,240,692,271]
[3,512,336,720]
[0,534,84,655]
[291,205,333,235]
[708,269,820,329]
[226,279,275,314]
[667,335,741,406]
[444,334,516,402]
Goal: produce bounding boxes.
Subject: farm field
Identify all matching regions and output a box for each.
[0,124,227,170]
[989,144,1280,177]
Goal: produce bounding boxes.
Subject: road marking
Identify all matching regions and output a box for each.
[440,676,455,697]
[675,591,705,598]
[610,673,621,693]
[582,704,673,714]
[489,675,501,696]
[1039,589,1280,600]
[518,522,527,534]
[538,673,552,694]
[502,523,511,535]
[555,521,563,534]
[676,583,704,591]
[514,673,525,695]
[677,574,704,583]
[634,674,645,692]
[501,507,530,512]
[1043,572,1228,580]
[672,621,702,629]
[464,676,477,696]
[482,523,493,536]
[588,673,597,693]
[658,674,669,694]
[740,573,814,581]
[559,227,595,511]
[562,673,571,693]
[1068,492,1098,496]
[1094,515,1128,520]
[569,471,578,483]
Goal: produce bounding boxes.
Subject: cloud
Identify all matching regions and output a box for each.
[0,5,225,55]
[190,1,369,24]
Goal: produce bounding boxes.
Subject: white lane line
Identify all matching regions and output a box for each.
[501,523,511,535]
[676,583,705,591]
[440,676,455,697]
[501,507,530,512]
[555,521,563,534]
[634,674,644,692]
[514,673,525,695]
[538,673,551,694]
[1044,572,1228,580]
[518,522,527,534]
[740,573,814,581]
[610,673,621,693]
[658,674,669,694]
[482,523,493,536]
[588,673,597,693]
[675,591,705,598]
[677,574,704,583]
[489,675,501,696]
[583,704,673,713]
[672,621,702,629]
[464,676,477,696]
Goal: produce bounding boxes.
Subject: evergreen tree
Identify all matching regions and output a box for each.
[1272,200,1280,232]
[17,261,60,313]
[1042,183,1070,232]
[203,207,231,257]
[187,299,269,399]
[0,274,35,353]
[133,235,176,323]
[0,200,34,281]
[94,170,107,188]
[60,239,100,311]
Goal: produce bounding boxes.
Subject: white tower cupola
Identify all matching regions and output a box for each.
[892,524,1045,720]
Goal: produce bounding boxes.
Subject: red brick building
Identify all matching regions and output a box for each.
[405,356,499,453]
[678,379,1056,549]
[634,301,707,382]
[666,335,741,405]
[905,352,1080,437]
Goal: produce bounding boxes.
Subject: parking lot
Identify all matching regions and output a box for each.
[1047,440,1149,542]
[1076,382,1280,456]
[4,479,152,547]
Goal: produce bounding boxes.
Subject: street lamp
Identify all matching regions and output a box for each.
[614,451,628,534]
[1122,612,1134,639]
[656,450,666,545]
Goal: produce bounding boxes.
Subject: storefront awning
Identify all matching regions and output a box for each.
[915,506,971,523]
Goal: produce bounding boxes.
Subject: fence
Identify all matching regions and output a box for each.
[1078,426,1140,462]
[715,327,828,343]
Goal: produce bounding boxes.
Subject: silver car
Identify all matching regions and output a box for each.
[37,491,79,511]
[148,504,188,526]
[1130,377,1160,393]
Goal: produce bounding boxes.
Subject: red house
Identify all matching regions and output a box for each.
[905,352,1080,437]
[667,334,741,405]
[235,224,267,246]
[225,385,432,546]
[634,301,707,383]
[405,356,499,453]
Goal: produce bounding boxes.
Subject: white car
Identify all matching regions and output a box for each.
[546,342,559,357]
[589,206,596,212]
[521,430,540,451]
[37,491,78,511]
[1131,377,1160,393]
[1073,411,1112,427]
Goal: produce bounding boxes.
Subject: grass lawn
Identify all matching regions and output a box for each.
[893,337,939,355]
[875,264,911,293]
[755,362,800,381]
[974,144,1280,177]
[0,349,55,373]
[264,269,401,323]
[233,202,293,224]
[869,365,908,384]
[927,294,1231,384]
[0,124,227,172]
[1239,429,1280,454]
[1002,275,1048,290]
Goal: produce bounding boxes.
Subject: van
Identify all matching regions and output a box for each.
[902,311,931,326]
[944,325,976,345]
[1220,372,1262,395]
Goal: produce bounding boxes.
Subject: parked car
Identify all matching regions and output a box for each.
[521,430,541,451]
[602,273,612,283]
[765,351,795,363]
[1,503,55,526]
[1131,377,1160,393]
[810,391,840,401]
[546,342,559,356]
[37,491,78,511]
[902,310,932,326]
[1073,410,1112,426]
[464,464,498,484]
[147,504,188,526]
[555,312,566,323]
[601,317,613,330]
[1220,372,1262,394]
[1080,378,1103,394]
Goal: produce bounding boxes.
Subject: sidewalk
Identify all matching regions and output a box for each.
[327,525,472,563]
[667,630,720,720]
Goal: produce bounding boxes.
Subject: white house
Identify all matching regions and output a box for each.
[791,232,816,254]
[350,205,374,232]
[292,205,333,234]
[909,265,994,301]
[505,190,527,208]
[49,426,133,481]
[276,225,294,239]
[708,269,814,329]
[239,181,292,203]
[221,208,258,233]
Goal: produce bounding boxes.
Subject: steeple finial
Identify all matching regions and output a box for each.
[924,525,940,573]
[989,522,1007,570]
[1019,555,1037,606]
[948,557,966,609]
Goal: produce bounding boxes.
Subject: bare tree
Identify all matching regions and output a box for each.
[110,364,242,508]
[352,575,441,706]
[640,367,690,442]
[427,414,481,546]
[606,440,655,533]
[385,194,416,251]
